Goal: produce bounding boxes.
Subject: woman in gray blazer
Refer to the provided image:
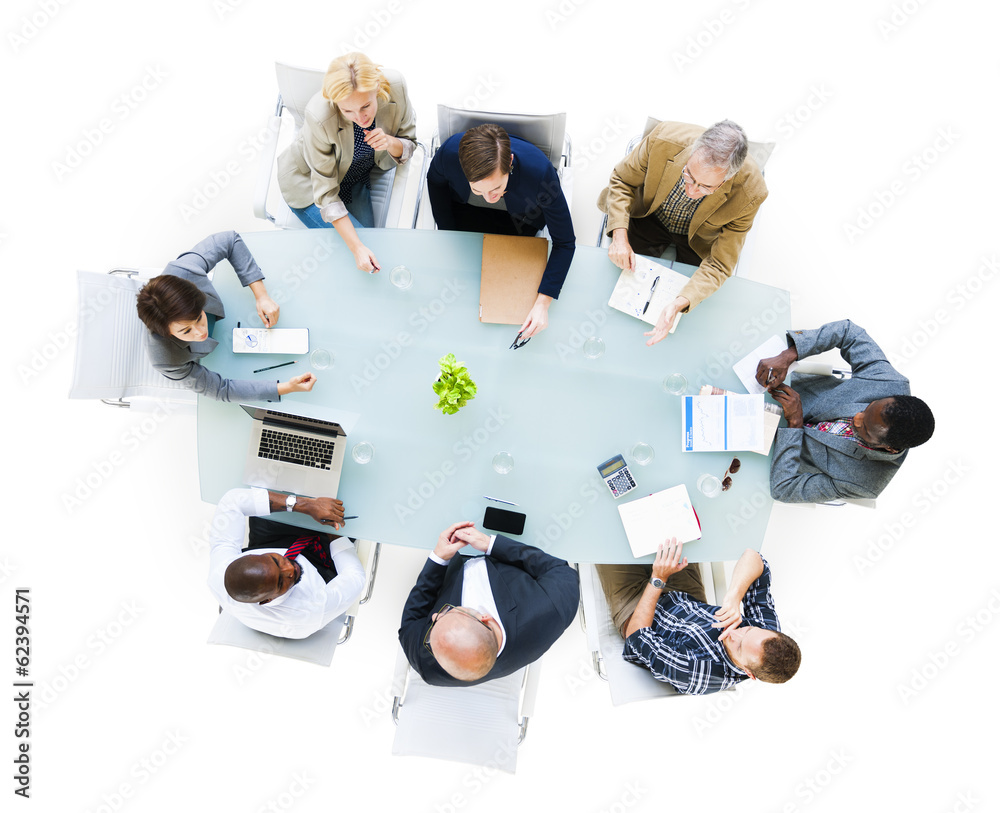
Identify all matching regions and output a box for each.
[136,232,316,402]
[276,52,417,274]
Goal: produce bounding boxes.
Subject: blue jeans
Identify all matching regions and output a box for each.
[290,183,374,229]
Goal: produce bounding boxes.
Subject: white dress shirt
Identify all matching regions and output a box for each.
[207,488,366,639]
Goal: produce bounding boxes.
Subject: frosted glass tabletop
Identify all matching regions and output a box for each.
[197,228,791,563]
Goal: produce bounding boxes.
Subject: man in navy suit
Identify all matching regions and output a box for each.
[427,124,576,338]
[398,521,580,687]
[756,320,935,503]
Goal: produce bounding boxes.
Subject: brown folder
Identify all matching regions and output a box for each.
[479,234,549,324]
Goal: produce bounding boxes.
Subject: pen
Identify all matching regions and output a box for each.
[483,495,519,506]
[343,515,358,520]
[254,360,296,374]
[642,275,660,315]
[766,367,773,387]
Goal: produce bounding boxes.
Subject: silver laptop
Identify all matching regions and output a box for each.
[240,403,355,497]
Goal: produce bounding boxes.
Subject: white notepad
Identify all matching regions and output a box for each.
[617,485,702,559]
[608,255,687,331]
[232,327,309,354]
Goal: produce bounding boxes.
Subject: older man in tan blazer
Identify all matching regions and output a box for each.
[598,120,767,345]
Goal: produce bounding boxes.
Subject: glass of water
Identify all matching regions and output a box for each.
[492,451,514,474]
[390,265,413,290]
[351,441,374,464]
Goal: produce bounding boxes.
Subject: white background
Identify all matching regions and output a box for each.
[4,0,997,810]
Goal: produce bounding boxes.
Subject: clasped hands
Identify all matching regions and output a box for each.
[433,521,491,560]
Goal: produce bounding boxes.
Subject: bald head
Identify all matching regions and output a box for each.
[429,610,499,682]
[224,553,300,604]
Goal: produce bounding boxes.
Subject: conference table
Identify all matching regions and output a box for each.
[197,228,791,564]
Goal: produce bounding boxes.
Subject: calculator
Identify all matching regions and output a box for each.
[597,454,638,499]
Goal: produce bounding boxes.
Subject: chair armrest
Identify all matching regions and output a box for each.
[252,96,285,223]
[390,645,411,724]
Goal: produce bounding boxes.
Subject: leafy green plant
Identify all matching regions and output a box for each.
[432,353,477,415]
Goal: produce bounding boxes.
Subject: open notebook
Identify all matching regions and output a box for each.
[617,484,702,559]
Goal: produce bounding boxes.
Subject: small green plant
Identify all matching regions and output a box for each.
[433,353,477,415]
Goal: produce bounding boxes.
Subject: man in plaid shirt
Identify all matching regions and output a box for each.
[597,540,800,694]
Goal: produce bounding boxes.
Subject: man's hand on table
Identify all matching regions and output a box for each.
[644,296,688,346]
[651,537,688,581]
[452,525,491,552]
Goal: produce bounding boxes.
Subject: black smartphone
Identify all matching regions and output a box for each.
[483,506,526,535]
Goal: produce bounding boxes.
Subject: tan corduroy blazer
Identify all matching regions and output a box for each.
[277,69,416,213]
[598,121,767,310]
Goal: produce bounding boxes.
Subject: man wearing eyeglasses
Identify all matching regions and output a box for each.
[398,521,580,686]
[598,120,768,346]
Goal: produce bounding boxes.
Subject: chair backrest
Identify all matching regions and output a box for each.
[274,62,325,131]
[642,116,776,172]
[392,658,529,772]
[207,610,345,667]
[69,270,194,403]
[437,104,567,170]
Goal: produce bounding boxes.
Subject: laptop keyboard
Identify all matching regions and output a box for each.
[258,429,335,469]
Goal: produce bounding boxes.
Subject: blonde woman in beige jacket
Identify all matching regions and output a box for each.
[277,52,416,273]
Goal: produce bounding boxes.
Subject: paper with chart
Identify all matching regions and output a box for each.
[682,394,765,452]
[699,385,780,455]
[608,255,688,331]
[617,484,702,558]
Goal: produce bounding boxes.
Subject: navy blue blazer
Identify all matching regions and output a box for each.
[426,133,576,299]
[398,536,580,687]
[770,320,913,503]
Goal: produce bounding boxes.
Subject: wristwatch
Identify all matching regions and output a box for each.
[649,577,668,591]
[285,494,297,512]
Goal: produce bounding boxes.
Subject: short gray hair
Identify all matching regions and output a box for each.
[691,120,748,179]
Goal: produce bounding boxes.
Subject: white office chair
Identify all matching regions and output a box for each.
[419,104,573,230]
[252,61,429,230]
[68,269,197,410]
[390,645,540,773]
[578,560,731,705]
[206,538,382,667]
[595,116,775,276]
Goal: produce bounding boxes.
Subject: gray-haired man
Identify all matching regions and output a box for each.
[598,120,768,345]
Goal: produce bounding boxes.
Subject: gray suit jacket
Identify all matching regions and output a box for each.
[770,320,910,503]
[144,232,280,402]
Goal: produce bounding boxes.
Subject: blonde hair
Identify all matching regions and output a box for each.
[322,52,391,104]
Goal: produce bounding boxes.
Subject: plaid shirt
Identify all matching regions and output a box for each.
[653,174,703,235]
[623,559,780,695]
